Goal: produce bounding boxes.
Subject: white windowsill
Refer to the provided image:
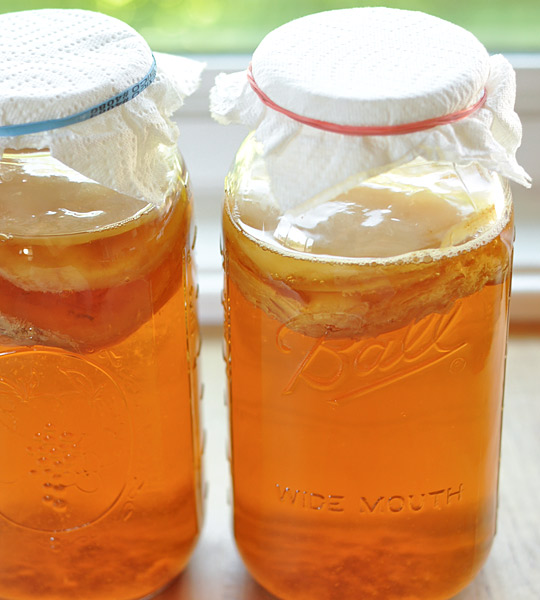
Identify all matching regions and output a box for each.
[176,55,540,325]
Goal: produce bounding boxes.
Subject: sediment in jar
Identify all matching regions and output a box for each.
[224,162,513,340]
[0,151,189,352]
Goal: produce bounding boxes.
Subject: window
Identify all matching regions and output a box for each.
[1,1,538,53]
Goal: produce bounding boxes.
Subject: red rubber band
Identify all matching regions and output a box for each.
[247,64,487,136]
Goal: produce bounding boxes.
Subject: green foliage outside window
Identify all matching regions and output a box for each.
[1,1,538,53]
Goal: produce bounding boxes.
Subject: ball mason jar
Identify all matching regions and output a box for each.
[213,8,530,600]
[0,10,203,600]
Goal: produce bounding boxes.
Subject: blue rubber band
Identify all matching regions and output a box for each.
[0,55,157,137]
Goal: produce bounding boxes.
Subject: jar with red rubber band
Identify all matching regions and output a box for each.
[211,8,530,600]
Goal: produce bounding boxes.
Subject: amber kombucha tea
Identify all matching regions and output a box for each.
[0,152,202,600]
[223,159,513,600]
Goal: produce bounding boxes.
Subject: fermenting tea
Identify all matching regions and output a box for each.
[223,157,512,599]
[0,152,202,600]
[213,7,529,599]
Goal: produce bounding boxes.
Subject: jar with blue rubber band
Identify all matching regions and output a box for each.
[0,9,204,600]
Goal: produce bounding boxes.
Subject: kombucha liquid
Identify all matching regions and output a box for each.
[0,152,202,600]
[223,160,513,600]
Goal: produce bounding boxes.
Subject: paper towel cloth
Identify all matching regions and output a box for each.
[210,7,531,212]
[0,9,203,206]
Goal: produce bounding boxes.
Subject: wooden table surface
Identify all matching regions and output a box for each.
[153,330,540,600]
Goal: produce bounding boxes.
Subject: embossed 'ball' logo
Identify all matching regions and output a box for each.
[0,350,131,532]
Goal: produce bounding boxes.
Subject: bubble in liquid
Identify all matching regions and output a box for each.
[121,501,134,522]
[49,536,60,553]
[53,498,67,512]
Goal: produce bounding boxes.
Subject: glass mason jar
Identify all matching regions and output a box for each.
[0,146,201,600]
[223,141,513,600]
[0,9,203,600]
[215,8,529,600]
[0,148,203,600]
